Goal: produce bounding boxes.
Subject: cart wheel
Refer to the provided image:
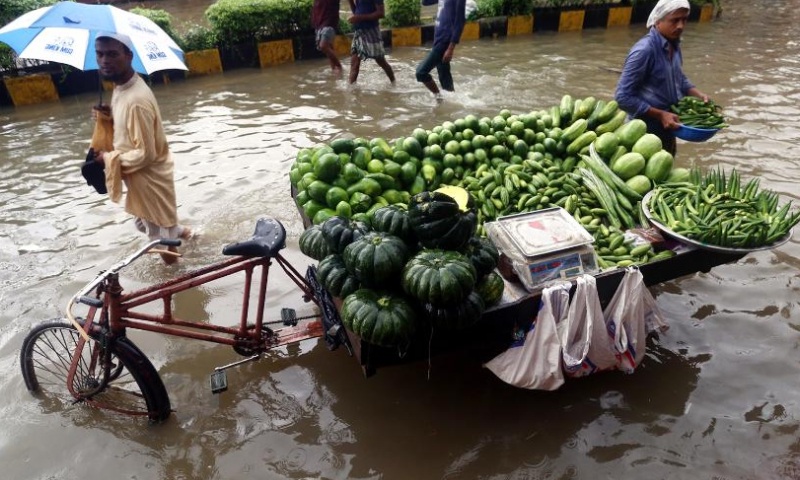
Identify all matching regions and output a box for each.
[20,320,171,423]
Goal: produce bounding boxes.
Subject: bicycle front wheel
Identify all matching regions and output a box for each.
[20,320,171,423]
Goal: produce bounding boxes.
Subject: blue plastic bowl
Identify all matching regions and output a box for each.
[674,124,719,142]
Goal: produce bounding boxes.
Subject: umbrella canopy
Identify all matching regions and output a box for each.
[0,2,187,74]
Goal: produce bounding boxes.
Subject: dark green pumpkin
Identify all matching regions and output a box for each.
[461,237,499,278]
[343,233,408,286]
[408,191,477,250]
[321,216,370,254]
[401,249,477,306]
[422,291,484,330]
[317,255,361,298]
[475,272,504,307]
[371,205,415,244]
[298,226,331,261]
[341,289,416,348]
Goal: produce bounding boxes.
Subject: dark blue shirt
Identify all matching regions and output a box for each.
[353,0,383,31]
[433,0,466,49]
[615,28,695,121]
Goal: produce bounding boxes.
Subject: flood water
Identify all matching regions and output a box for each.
[2,1,800,478]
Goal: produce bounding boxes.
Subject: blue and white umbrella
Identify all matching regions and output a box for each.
[0,1,187,74]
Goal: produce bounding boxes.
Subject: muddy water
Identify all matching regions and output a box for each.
[2,1,800,478]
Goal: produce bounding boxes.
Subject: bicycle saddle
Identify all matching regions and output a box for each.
[222,218,286,257]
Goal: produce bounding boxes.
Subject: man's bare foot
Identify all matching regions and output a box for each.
[179,226,193,240]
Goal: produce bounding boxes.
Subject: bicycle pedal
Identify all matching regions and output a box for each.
[281,308,297,326]
[210,370,228,394]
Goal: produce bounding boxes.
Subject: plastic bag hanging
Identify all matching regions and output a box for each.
[561,274,618,377]
[484,282,570,390]
[604,267,649,373]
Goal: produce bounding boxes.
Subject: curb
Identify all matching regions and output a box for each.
[1,2,719,108]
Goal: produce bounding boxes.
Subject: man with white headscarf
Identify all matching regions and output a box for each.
[614,0,708,155]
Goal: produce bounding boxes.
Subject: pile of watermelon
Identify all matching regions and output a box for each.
[299,187,504,349]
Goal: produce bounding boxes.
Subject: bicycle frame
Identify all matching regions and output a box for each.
[65,251,325,407]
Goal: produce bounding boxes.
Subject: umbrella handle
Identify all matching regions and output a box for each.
[97,71,103,107]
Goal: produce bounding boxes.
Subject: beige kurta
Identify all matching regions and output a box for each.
[104,74,178,228]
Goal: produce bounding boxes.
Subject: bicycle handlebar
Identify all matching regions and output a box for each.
[67,238,182,341]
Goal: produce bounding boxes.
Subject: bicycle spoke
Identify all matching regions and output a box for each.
[36,333,73,375]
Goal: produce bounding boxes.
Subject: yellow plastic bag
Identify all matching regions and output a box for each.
[90,108,113,152]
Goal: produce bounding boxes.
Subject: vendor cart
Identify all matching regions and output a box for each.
[292,185,745,377]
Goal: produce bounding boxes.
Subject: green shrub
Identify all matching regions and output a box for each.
[129,8,179,42]
[506,0,533,16]
[206,0,314,45]
[338,16,352,35]
[475,0,504,18]
[383,0,421,28]
[0,0,59,71]
[178,23,218,52]
[0,0,57,25]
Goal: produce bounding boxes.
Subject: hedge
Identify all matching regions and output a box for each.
[206,0,314,45]
[180,23,218,52]
[384,0,421,28]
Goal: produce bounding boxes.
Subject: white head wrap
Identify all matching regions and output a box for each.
[647,0,691,28]
[96,32,134,52]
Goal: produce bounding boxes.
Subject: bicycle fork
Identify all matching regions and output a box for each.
[65,305,106,403]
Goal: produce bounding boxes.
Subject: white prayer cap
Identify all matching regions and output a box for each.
[647,0,691,28]
[96,32,134,51]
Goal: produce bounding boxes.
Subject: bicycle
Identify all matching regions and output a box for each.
[19,217,348,423]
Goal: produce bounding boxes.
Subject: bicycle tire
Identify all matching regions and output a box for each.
[20,320,171,423]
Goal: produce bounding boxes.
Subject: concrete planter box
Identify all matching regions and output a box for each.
[583,5,610,29]
[258,39,294,68]
[478,16,508,39]
[219,42,259,70]
[607,6,633,27]
[533,8,560,31]
[559,9,586,32]
[334,35,353,57]
[4,73,59,106]
[391,26,422,47]
[185,49,223,76]
[460,22,480,41]
[699,3,714,22]
[507,15,534,36]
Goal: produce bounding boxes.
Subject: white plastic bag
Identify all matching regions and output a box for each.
[560,274,618,377]
[484,282,570,390]
[604,267,650,373]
